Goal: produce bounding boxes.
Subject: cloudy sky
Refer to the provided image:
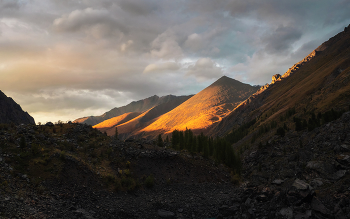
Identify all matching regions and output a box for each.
[1,0,349,124]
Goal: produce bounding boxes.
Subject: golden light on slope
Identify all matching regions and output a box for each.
[137,76,259,136]
[96,108,155,136]
[93,112,141,130]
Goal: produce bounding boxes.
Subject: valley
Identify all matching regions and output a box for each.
[0,24,350,218]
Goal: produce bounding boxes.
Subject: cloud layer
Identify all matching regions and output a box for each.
[0,0,349,123]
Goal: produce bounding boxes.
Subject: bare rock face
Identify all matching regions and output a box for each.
[271,74,282,84]
[0,90,35,125]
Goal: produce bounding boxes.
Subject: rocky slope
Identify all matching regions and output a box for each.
[0,122,235,218]
[136,76,259,138]
[209,24,350,137]
[0,90,35,125]
[1,110,350,218]
[74,95,192,126]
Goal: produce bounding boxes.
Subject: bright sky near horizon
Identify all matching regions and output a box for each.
[0,0,349,124]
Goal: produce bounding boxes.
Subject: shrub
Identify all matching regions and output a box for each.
[121,177,136,191]
[231,173,240,185]
[105,174,116,183]
[144,175,155,188]
[60,151,66,160]
[20,136,26,149]
[115,127,118,139]
[123,169,131,176]
[31,144,40,156]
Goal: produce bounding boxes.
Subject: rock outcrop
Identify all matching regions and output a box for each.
[0,90,35,125]
[271,74,282,84]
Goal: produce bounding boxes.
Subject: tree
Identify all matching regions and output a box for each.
[115,127,119,139]
[157,134,163,147]
[172,130,179,149]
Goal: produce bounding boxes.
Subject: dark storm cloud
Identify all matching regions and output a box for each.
[263,25,302,54]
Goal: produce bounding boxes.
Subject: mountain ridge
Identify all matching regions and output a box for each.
[74,94,193,126]
[209,24,350,137]
[0,90,35,125]
[134,76,260,138]
[92,95,193,138]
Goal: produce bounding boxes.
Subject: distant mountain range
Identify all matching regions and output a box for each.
[135,76,259,138]
[75,25,350,141]
[92,95,192,138]
[74,95,192,126]
[76,76,260,139]
[0,90,35,125]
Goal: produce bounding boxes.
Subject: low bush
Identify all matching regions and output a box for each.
[144,175,155,188]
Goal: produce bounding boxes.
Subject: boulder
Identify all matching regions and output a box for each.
[287,179,314,205]
[157,209,175,218]
[334,144,349,153]
[337,154,350,165]
[294,210,312,219]
[292,179,311,190]
[280,207,293,219]
[331,170,346,180]
[310,178,323,188]
[306,161,337,179]
[311,197,331,216]
[272,179,284,185]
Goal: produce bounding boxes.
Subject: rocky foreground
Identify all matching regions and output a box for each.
[1,112,350,218]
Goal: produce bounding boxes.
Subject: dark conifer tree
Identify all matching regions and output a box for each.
[157,134,163,147]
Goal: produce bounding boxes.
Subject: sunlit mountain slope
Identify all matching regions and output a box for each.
[136,76,259,137]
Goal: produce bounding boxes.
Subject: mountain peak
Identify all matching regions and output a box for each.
[138,75,260,136]
[209,75,248,89]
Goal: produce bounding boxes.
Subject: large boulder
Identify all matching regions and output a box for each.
[306,161,346,180]
[287,179,314,205]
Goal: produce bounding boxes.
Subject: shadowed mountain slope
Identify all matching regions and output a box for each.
[209,24,350,137]
[0,90,35,125]
[136,76,260,137]
[74,95,191,126]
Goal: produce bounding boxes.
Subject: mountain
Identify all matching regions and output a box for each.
[93,95,192,138]
[2,24,350,219]
[0,90,35,125]
[135,76,260,137]
[74,94,192,126]
[92,112,142,133]
[209,24,350,137]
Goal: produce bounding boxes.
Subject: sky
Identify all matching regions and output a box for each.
[0,0,350,124]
